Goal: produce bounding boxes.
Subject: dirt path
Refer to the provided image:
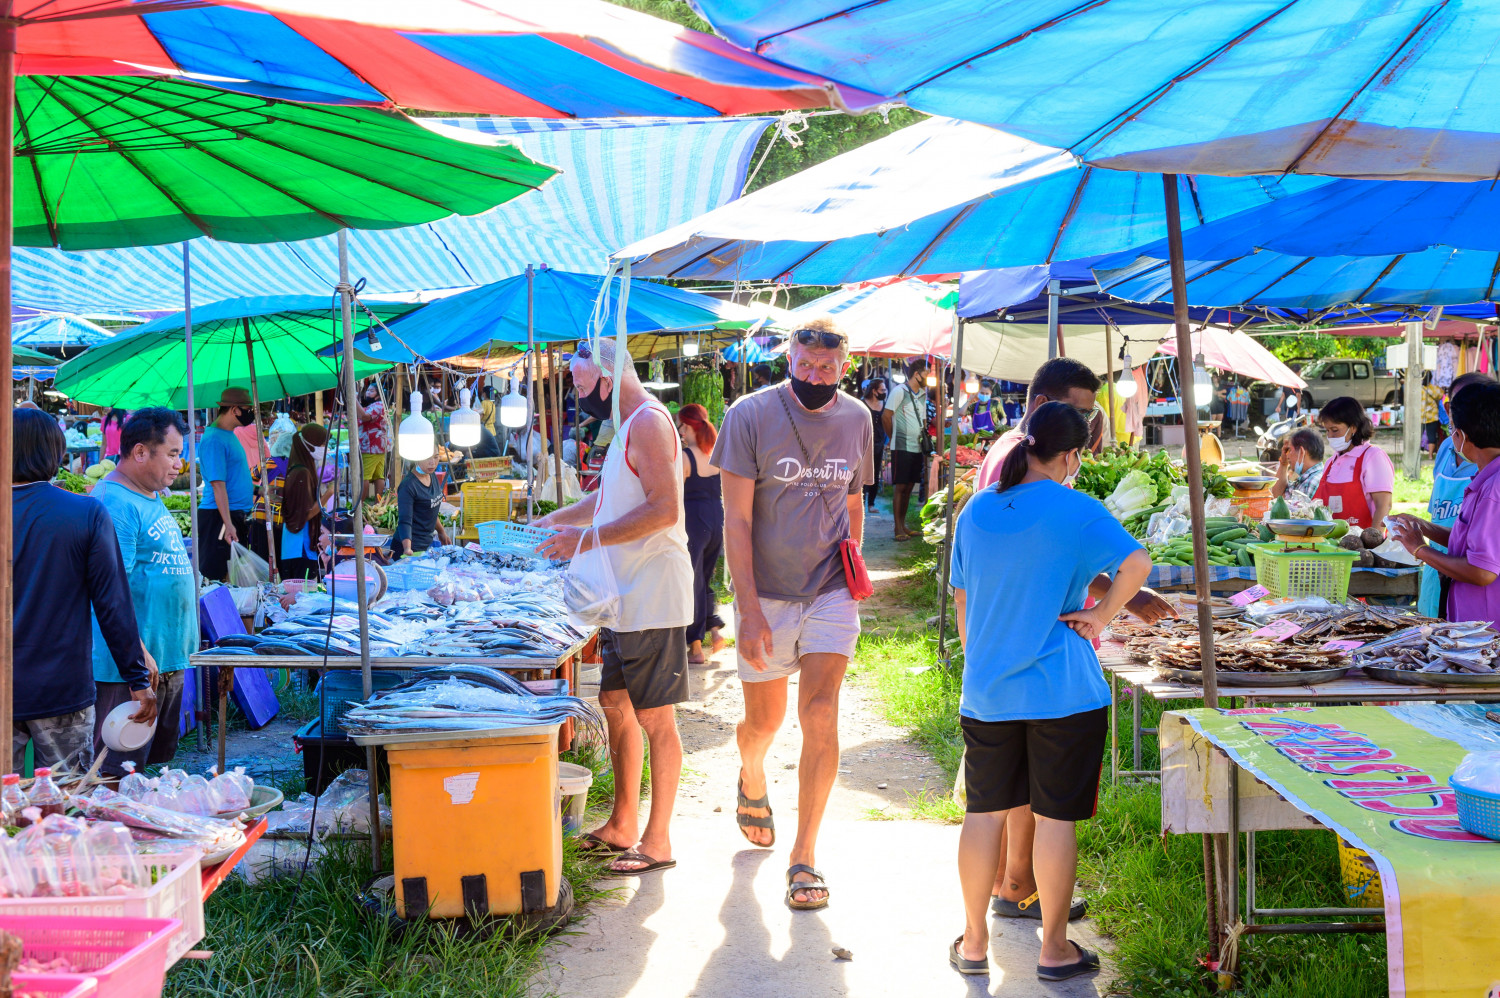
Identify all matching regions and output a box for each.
[538,502,1113,998]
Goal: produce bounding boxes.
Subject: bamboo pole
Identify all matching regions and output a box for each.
[184,246,205,751]
[936,315,964,664]
[241,317,278,584]
[525,265,537,523]
[1163,174,1219,709]
[1403,322,1422,479]
[1104,323,1118,447]
[548,346,564,502]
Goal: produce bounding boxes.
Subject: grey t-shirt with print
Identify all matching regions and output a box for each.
[711,383,874,602]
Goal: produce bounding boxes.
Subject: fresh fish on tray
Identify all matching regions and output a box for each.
[340,674,602,739]
[1355,621,1500,675]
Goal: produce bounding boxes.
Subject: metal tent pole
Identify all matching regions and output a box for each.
[0,12,14,772]
[184,245,206,750]
[1104,324,1118,447]
[936,315,965,664]
[1046,279,1060,360]
[548,345,564,502]
[1403,322,1423,479]
[241,317,278,583]
[1163,174,1219,709]
[338,230,382,871]
[526,264,536,523]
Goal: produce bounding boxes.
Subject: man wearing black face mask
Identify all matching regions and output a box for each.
[195,387,258,582]
[711,318,874,911]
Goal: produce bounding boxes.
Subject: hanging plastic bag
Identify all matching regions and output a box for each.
[563,526,620,630]
[537,461,583,505]
[228,541,271,587]
[267,412,297,458]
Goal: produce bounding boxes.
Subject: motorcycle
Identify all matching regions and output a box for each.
[1252,411,1314,463]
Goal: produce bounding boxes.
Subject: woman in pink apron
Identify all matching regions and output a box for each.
[1312,397,1395,532]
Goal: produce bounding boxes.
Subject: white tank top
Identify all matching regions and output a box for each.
[596,398,694,632]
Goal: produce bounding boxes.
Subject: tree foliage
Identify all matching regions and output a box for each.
[1257,333,1394,365]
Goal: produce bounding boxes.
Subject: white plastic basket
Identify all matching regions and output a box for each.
[0,850,205,966]
[476,519,556,557]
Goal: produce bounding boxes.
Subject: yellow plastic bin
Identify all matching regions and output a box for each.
[375,725,563,920]
[1337,838,1383,908]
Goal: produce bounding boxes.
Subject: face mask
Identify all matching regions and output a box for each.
[308,446,326,465]
[1062,451,1080,488]
[790,375,839,410]
[235,407,255,427]
[579,378,613,421]
[1327,432,1351,454]
[976,392,991,403]
[1294,460,1305,476]
[1452,431,1470,463]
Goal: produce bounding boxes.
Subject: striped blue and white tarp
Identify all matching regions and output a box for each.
[12,116,773,313]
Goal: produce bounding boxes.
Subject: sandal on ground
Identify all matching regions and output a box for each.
[577,831,631,855]
[991,891,1088,921]
[609,851,676,875]
[736,778,775,847]
[949,935,988,976]
[785,864,829,911]
[1036,941,1100,982]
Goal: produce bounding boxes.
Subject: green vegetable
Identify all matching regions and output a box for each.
[54,470,93,493]
[1237,547,1254,567]
[1312,505,1332,522]
[1269,496,1292,520]
[1329,518,1350,540]
[1258,522,1275,542]
[1210,527,1248,543]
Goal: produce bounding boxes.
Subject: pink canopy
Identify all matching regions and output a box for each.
[1155,328,1306,389]
[794,279,955,357]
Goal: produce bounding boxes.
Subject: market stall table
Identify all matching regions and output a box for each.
[1159,703,1500,998]
[1146,563,1419,599]
[200,816,268,902]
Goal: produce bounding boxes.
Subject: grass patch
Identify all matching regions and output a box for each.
[1393,468,1432,506]
[853,543,1390,996]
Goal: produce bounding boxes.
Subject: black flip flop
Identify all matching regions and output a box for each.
[949,935,988,976]
[991,891,1088,921]
[609,851,676,875]
[1036,941,1100,982]
[785,864,829,911]
[736,778,775,847]
[577,832,631,856]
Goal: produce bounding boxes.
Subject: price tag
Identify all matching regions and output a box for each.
[330,614,360,630]
[1323,639,1365,652]
[1230,584,1270,607]
[1251,619,1302,641]
[466,542,483,551]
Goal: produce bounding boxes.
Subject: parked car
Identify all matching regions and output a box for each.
[1298,358,1400,408]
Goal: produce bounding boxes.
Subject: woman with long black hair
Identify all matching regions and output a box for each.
[278,424,330,582]
[101,408,130,463]
[947,402,1150,981]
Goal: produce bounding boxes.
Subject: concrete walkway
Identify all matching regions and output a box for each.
[537,506,1115,998]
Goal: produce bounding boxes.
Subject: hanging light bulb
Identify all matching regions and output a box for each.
[398,390,435,460]
[890,371,907,385]
[925,371,938,388]
[1188,353,1213,409]
[681,339,700,357]
[500,375,528,428]
[963,372,980,395]
[449,386,481,447]
[1114,353,1138,399]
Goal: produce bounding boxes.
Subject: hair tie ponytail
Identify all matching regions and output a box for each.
[1024,434,1035,446]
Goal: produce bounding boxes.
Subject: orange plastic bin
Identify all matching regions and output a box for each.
[367,724,562,920]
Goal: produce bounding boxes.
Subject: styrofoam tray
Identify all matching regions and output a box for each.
[350,721,562,747]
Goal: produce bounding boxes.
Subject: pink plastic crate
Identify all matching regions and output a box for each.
[11,973,97,998]
[0,916,180,998]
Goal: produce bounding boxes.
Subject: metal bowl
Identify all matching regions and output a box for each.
[1228,475,1276,490]
[1361,664,1500,688]
[1265,518,1337,538]
[1153,664,1353,687]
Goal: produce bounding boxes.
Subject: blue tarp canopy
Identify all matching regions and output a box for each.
[693,0,1500,181]
[12,314,115,351]
[359,270,755,362]
[12,116,774,313]
[613,117,1328,284]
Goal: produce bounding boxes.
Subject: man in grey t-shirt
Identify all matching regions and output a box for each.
[711,318,873,912]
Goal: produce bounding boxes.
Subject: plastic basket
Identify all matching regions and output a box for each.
[0,851,203,967]
[10,975,96,998]
[459,481,524,538]
[317,670,414,734]
[475,520,556,557]
[0,915,181,998]
[1451,778,1500,841]
[381,560,442,592]
[1336,838,1383,907]
[1246,542,1358,602]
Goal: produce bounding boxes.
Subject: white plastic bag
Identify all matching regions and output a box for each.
[1453,751,1500,794]
[228,542,271,587]
[267,413,297,458]
[537,461,583,505]
[563,526,620,630]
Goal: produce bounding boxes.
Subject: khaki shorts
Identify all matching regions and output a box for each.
[736,587,860,682]
[361,453,388,482]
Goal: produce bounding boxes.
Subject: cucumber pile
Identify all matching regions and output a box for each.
[1145,516,1257,567]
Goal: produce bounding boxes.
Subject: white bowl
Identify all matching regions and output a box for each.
[100,700,157,753]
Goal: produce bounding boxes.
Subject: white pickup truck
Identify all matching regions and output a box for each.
[1299,358,1401,408]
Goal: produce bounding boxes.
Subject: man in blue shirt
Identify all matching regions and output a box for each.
[12,407,155,771]
[91,409,197,775]
[197,387,257,581]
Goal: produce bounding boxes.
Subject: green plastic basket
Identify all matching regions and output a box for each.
[1246,541,1358,602]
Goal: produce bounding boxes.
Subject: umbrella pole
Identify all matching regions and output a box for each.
[242,318,278,584]
[936,315,965,665]
[1104,324,1117,447]
[0,12,13,772]
[337,230,382,871]
[549,346,564,503]
[1163,175,1218,710]
[526,265,536,524]
[1046,279,1060,360]
[184,245,206,751]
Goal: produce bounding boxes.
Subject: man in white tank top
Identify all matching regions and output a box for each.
[537,336,694,876]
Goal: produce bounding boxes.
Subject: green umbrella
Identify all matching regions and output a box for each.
[54,295,422,409]
[12,344,54,366]
[16,75,559,249]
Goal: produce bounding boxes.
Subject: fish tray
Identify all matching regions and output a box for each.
[1153,665,1353,688]
[1359,665,1500,688]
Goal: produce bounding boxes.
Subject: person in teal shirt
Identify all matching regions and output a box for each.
[197,386,258,581]
[92,409,197,776]
[1420,372,1496,617]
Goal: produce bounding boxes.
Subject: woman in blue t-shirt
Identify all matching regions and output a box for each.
[947,402,1150,981]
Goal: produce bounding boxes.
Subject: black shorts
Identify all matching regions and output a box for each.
[961,707,1108,821]
[93,671,187,776]
[600,626,689,709]
[890,449,925,486]
[1423,420,1446,443]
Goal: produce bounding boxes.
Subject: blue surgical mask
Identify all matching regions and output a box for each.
[976,392,991,403]
[1294,460,1304,475]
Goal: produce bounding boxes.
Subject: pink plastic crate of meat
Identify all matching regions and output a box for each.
[0,850,203,966]
[11,975,97,998]
[0,916,180,998]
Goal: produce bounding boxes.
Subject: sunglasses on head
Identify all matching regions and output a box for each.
[793,327,847,350]
[573,340,593,360]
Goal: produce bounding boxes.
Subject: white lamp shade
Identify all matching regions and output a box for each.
[890,371,906,384]
[450,387,482,447]
[1114,373,1138,399]
[398,390,435,460]
[500,376,528,428]
[681,340,700,357]
[963,374,980,394]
